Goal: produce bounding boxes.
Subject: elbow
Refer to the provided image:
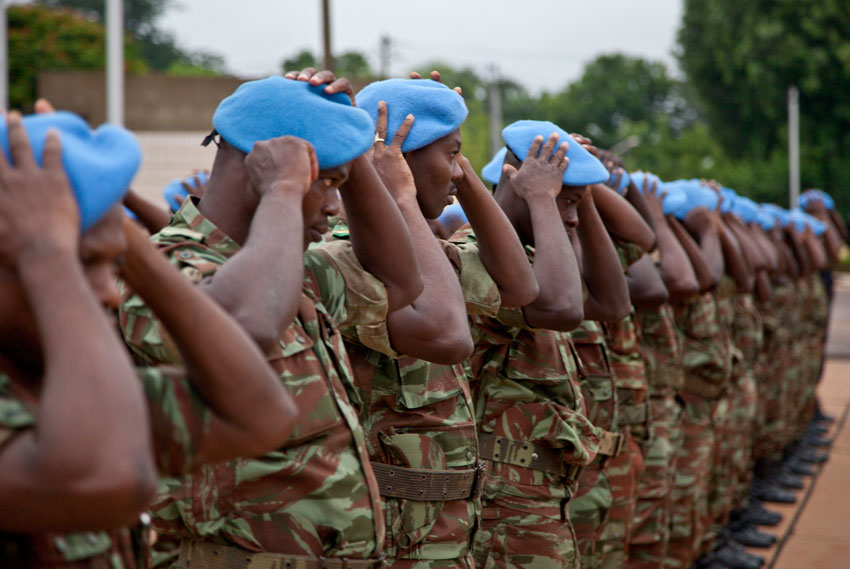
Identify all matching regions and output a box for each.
[665,274,700,302]
[385,276,425,313]
[498,279,540,309]
[234,314,281,355]
[525,304,584,332]
[393,327,474,365]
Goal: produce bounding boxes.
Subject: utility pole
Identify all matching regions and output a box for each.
[321,0,333,72]
[0,1,7,112]
[106,0,124,125]
[487,64,503,156]
[379,35,391,79]
[788,86,800,207]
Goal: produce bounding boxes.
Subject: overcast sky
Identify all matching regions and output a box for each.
[158,0,684,94]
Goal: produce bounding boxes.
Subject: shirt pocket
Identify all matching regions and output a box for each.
[395,358,464,410]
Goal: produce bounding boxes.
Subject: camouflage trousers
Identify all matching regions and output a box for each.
[702,392,733,554]
[627,390,685,569]
[728,370,758,508]
[666,393,716,569]
[474,499,579,569]
[754,319,790,461]
[570,430,644,569]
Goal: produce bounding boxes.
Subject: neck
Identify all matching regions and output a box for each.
[197,158,257,246]
[494,184,534,247]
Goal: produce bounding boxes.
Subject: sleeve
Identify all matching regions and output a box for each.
[0,377,35,449]
[443,233,502,317]
[615,239,646,271]
[304,240,394,355]
[137,366,211,477]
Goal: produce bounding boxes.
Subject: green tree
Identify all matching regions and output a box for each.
[7,5,147,110]
[281,49,374,79]
[678,0,850,212]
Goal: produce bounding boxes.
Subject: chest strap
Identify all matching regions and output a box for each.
[177,541,386,569]
[478,433,566,475]
[369,461,486,501]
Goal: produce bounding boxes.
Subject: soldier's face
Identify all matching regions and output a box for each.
[557,185,587,229]
[404,129,463,220]
[301,165,348,247]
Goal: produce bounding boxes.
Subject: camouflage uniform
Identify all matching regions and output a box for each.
[468,248,603,569]
[0,365,215,568]
[666,292,731,568]
[628,303,685,569]
[119,198,386,566]
[324,225,500,569]
[792,273,829,441]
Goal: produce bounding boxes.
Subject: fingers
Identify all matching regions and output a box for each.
[539,133,560,162]
[297,67,318,81]
[34,98,56,114]
[390,114,414,150]
[41,129,63,171]
[308,69,337,86]
[558,155,570,173]
[526,135,544,160]
[453,86,463,95]
[375,101,388,144]
[6,112,36,170]
[284,70,298,79]
[325,78,356,105]
[305,142,319,182]
[430,71,442,82]
[502,163,518,181]
[409,71,423,79]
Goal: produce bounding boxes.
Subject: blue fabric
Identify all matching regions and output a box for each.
[607,167,630,195]
[481,147,508,184]
[799,189,835,210]
[720,187,737,213]
[356,79,468,152]
[163,171,208,213]
[730,196,759,223]
[762,204,792,228]
[630,171,685,216]
[214,76,374,169]
[0,111,140,232]
[790,208,827,235]
[755,207,776,231]
[437,201,468,227]
[665,179,719,219]
[501,120,609,186]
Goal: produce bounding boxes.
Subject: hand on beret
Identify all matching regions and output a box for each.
[244,136,319,199]
[502,133,570,203]
[607,167,630,196]
[283,67,356,105]
[799,189,835,211]
[409,70,463,96]
[0,113,80,263]
[163,170,208,213]
[371,101,417,201]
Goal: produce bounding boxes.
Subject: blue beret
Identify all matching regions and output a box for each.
[437,200,468,227]
[790,208,827,235]
[630,171,661,195]
[762,204,792,228]
[0,111,140,232]
[665,180,719,219]
[755,207,776,231]
[719,187,737,213]
[482,147,508,185]
[163,171,208,213]
[214,76,374,169]
[799,189,835,210]
[356,79,468,152]
[502,120,609,186]
[630,171,685,215]
[607,167,631,195]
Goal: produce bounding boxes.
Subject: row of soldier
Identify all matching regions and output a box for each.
[0,68,841,569]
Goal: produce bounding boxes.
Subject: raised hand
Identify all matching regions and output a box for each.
[371,100,417,200]
[503,133,569,202]
[409,69,463,95]
[0,113,79,264]
[244,136,318,199]
[283,67,356,105]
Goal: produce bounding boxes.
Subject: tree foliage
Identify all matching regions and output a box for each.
[7,5,147,110]
[281,49,374,79]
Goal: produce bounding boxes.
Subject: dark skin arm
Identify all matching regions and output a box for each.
[668,215,717,292]
[119,218,297,468]
[624,178,656,230]
[626,254,669,308]
[754,270,773,303]
[786,228,811,275]
[724,214,766,272]
[802,227,827,271]
[371,103,470,363]
[123,188,172,234]
[770,226,799,278]
[575,188,631,322]
[682,207,724,287]
[504,134,583,330]
[0,116,156,531]
[749,223,780,273]
[641,181,699,300]
[806,202,843,265]
[717,216,753,292]
[591,183,656,253]
[197,137,318,354]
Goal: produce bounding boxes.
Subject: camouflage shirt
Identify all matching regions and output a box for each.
[468,243,600,517]
[118,197,385,558]
[0,365,212,568]
[673,291,732,398]
[635,303,685,393]
[321,224,501,564]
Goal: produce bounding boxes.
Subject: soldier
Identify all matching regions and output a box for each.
[318,73,539,569]
[0,111,296,567]
[470,121,627,569]
[119,75,427,568]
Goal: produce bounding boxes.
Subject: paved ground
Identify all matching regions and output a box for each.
[753,273,850,569]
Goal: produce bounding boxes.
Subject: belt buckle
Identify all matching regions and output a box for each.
[614,432,626,456]
[470,460,488,501]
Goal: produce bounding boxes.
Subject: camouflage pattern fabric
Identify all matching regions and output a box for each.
[118,198,385,559]
[323,225,502,569]
[779,279,807,449]
[468,246,601,569]
[569,320,618,569]
[0,363,214,568]
[628,304,686,569]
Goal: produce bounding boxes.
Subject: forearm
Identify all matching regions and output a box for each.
[653,219,699,300]
[718,220,753,292]
[685,216,724,285]
[199,189,305,350]
[121,233,296,461]
[727,217,766,271]
[341,156,421,311]
[456,161,538,307]
[592,184,655,252]
[750,225,780,273]
[625,183,656,229]
[804,232,827,270]
[522,195,583,330]
[755,270,773,303]
[668,215,717,291]
[626,255,669,308]
[123,189,172,234]
[577,196,630,321]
